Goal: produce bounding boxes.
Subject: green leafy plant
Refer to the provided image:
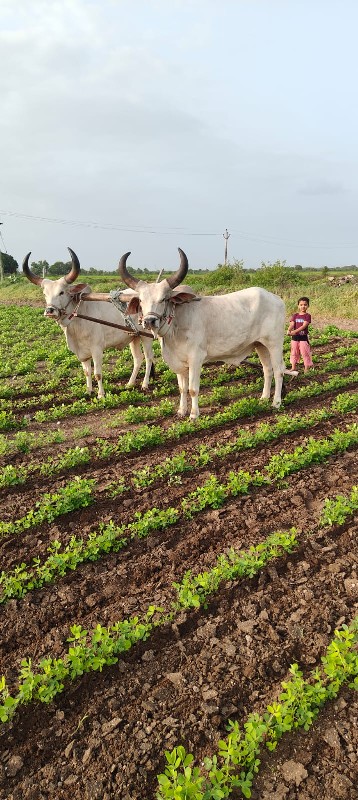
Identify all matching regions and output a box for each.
[0,477,95,538]
[319,485,358,527]
[156,620,358,799]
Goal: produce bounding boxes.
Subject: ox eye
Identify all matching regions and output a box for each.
[59,291,64,296]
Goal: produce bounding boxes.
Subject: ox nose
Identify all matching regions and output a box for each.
[143,316,159,329]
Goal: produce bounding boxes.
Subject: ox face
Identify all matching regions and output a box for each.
[41,277,74,320]
[40,278,90,323]
[137,281,173,333]
[22,248,87,325]
[119,248,195,336]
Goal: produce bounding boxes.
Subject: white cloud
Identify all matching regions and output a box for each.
[298,180,346,196]
[1,0,358,269]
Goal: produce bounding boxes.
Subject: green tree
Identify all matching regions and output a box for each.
[205,259,246,289]
[47,261,72,276]
[30,260,49,278]
[0,252,18,275]
[257,260,300,292]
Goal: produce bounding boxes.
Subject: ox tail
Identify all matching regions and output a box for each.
[150,362,156,381]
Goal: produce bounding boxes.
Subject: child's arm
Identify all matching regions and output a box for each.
[287,319,296,335]
[294,320,309,333]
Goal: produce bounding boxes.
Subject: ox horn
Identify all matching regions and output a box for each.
[22,252,43,285]
[166,248,188,289]
[64,247,80,284]
[118,251,139,289]
[22,248,80,285]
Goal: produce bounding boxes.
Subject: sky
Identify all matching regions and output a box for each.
[1,0,358,272]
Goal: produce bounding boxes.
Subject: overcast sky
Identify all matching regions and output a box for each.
[1,0,358,272]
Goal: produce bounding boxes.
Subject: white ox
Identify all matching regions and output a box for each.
[23,248,155,398]
[118,248,292,419]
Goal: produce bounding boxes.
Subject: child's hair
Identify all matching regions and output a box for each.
[298,296,309,305]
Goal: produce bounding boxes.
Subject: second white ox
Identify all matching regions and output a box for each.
[23,248,155,398]
[118,248,291,419]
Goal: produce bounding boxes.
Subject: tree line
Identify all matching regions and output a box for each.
[1,252,358,278]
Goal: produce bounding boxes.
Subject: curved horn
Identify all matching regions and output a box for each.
[118,251,139,289]
[166,248,189,289]
[22,252,43,286]
[64,247,80,284]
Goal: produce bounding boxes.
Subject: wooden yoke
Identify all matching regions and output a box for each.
[73,292,154,339]
[81,292,113,302]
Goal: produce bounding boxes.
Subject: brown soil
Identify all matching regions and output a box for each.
[0,329,357,800]
[314,316,357,332]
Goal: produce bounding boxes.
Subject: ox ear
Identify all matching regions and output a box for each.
[116,293,141,314]
[125,296,141,315]
[170,285,199,304]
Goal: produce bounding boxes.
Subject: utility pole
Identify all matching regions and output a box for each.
[0,223,3,283]
[223,228,230,265]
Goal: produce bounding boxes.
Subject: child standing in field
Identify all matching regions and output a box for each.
[287,296,314,372]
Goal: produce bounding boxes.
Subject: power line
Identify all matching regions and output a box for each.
[0,210,219,237]
[1,208,358,250]
[225,227,358,250]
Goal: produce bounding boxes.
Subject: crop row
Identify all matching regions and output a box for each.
[0,357,357,464]
[1,426,357,602]
[0,316,356,378]
[0,346,356,430]
[0,392,358,492]
[0,323,356,417]
[1,485,357,734]
[1,387,357,495]
[156,619,358,799]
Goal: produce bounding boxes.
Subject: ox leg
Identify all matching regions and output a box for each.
[92,350,105,399]
[256,342,286,408]
[81,359,93,395]
[255,344,274,402]
[127,338,143,388]
[188,361,202,420]
[177,370,189,417]
[140,337,155,390]
[269,345,287,408]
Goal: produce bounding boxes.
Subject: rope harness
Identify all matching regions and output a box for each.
[44,293,84,327]
[67,293,87,322]
[140,300,175,338]
[109,290,140,335]
[48,288,154,339]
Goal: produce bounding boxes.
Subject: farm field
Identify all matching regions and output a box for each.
[0,304,357,800]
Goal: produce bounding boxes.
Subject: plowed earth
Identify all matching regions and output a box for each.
[0,321,358,800]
